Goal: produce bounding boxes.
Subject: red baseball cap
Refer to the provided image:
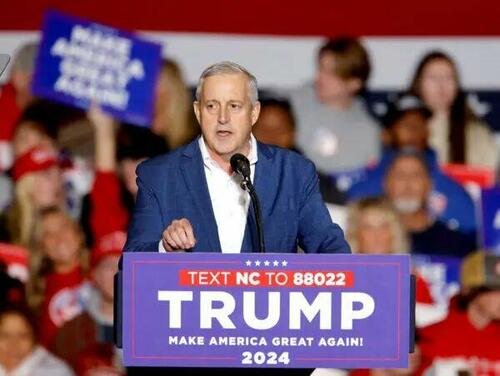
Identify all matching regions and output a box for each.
[91,231,126,268]
[12,146,59,181]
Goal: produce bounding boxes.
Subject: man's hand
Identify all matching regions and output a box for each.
[162,218,196,251]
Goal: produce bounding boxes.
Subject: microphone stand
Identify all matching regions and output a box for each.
[240,177,266,253]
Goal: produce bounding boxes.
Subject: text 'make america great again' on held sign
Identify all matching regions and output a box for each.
[32,10,161,126]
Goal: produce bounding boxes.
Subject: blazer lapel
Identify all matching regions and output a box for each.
[253,142,279,219]
[180,140,222,253]
[241,142,278,253]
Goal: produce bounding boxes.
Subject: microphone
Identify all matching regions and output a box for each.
[230,153,251,182]
[230,152,266,253]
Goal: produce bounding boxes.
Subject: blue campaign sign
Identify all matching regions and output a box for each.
[480,187,500,253]
[32,10,162,126]
[119,252,412,369]
[411,254,462,306]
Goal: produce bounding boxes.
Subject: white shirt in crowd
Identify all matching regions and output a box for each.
[159,135,257,253]
[0,346,74,376]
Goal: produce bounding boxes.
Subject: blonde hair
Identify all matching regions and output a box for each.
[154,59,198,149]
[27,207,88,310]
[7,174,38,248]
[7,169,64,248]
[346,197,409,254]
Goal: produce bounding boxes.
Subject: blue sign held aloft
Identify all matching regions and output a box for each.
[32,10,162,126]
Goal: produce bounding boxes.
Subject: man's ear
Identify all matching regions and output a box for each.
[251,101,261,127]
[193,101,201,124]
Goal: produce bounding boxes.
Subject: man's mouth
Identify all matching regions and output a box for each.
[216,130,232,137]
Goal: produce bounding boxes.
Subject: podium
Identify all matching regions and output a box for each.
[115,252,415,369]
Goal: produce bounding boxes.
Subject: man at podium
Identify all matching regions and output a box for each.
[124,61,350,255]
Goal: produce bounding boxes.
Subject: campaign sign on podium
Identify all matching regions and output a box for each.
[118,252,411,369]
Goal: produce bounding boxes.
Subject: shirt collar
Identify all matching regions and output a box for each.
[198,134,258,171]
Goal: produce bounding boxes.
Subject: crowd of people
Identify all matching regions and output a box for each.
[0,35,499,376]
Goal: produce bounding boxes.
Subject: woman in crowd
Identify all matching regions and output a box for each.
[29,207,88,347]
[0,100,59,220]
[346,197,409,254]
[1,146,65,248]
[12,117,57,162]
[408,51,498,168]
[314,198,422,376]
[341,197,447,376]
[152,58,199,150]
[346,197,447,327]
[0,304,73,376]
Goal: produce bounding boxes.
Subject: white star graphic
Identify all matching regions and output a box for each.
[281,260,288,267]
[264,260,270,266]
[254,260,261,266]
[273,260,280,267]
[245,260,252,266]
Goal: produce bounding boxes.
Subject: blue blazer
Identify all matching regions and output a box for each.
[124,139,350,254]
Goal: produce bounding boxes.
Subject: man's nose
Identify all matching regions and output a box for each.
[217,106,230,124]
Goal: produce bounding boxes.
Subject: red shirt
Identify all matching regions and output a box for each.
[39,266,86,347]
[418,302,500,375]
[350,370,370,376]
[76,343,125,376]
[90,171,129,240]
[0,83,20,171]
[415,273,434,305]
[0,83,20,141]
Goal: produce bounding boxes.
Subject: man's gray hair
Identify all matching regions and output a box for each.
[195,61,259,105]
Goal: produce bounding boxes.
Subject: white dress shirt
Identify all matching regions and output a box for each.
[159,136,258,253]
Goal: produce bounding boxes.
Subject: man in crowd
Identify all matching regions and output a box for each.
[348,94,477,235]
[383,149,475,256]
[418,251,500,375]
[289,37,380,175]
[252,97,296,150]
